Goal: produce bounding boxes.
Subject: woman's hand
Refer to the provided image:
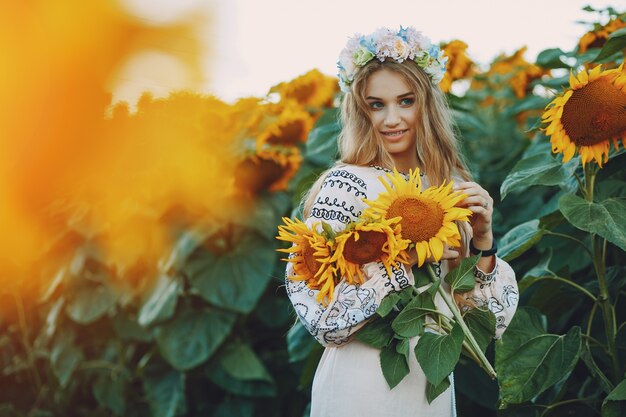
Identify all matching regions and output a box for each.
[453,181,494,247]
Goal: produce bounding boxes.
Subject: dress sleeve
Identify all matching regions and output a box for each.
[284,167,413,347]
[454,256,519,339]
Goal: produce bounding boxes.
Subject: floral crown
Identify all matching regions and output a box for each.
[336,26,448,93]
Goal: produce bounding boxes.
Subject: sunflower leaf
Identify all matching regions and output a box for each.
[380,340,410,389]
[356,317,395,348]
[559,194,626,252]
[499,219,547,261]
[391,289,436,338]
[444,254,480,293]
[185,230,276,314]
[321,221,336,240]
[414,323,464,387]
[426,377,451,404]
[377,292,401,317]
[602,379,626,417]
[463,308,496,354]
[496,325,581,406]
[500,147,579,200]
[155,308,236,371]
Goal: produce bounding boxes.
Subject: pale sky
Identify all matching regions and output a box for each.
[209,0,620,101]
[115,0,621,104]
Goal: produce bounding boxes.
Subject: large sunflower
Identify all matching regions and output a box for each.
[542,64,626,167]
[329,217,410,285]
[277,217,337,305]
[363,169,472,267]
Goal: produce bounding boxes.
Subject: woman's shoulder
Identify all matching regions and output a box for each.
[323,163,391,188]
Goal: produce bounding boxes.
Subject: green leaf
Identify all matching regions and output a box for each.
[155,308,236,370]
[305,115,340,167]
[137,273,180,327]
[502,96,550,117]
[142,365,186,417]
[380,340,410,389]
[93,372,129,416]
[220,341,273,382]
[518,249,556,293]
[464,308,496,353]
[396,338,411,368]
[391,289,436,338]
[377,292,401,317]
[499,220,547,261]
[535,48,570,69]
[594,27,626,62]
[602,378,626,417]
[426,377,451,404]
[206,364,276,398]
[113,314,152,342]
[444,254,480,293]
[186,231,276,314]
[356,317,395,348]
[50,329,83,388]
[287,321,317,363]
[500,148,579,200]
[321,221,335,240]
[496,307,546,363]
[213,399,254,417]
[559,194,626,252]
[580,344,614,395]
[66,284,116,324]
[496,325,581,406]
[414,323,464,387]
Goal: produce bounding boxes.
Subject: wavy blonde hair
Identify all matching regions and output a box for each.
[302,59,474,256]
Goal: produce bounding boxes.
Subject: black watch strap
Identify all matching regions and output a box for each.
[469,238,497,257]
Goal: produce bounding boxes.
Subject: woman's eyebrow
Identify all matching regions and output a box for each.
[365,92,414,100]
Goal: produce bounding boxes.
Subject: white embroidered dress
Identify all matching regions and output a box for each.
[285,164,519,417]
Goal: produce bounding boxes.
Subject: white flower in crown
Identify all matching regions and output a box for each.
[336,26,447,92]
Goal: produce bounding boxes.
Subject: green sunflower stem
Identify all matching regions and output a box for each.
[425,264,497,380]
[584,164,620,384]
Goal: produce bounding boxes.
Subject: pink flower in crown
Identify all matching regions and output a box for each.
[372,27,398,60]
[399,26,431,59]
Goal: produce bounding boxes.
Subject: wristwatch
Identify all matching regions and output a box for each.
[469,238,497,257]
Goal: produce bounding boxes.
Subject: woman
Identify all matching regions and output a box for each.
[284,27,519,417]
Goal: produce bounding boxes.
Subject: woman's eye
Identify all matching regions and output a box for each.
[400,98,414,106]
[369,101,383,109]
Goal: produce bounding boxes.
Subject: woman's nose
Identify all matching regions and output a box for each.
[384,106,400,127]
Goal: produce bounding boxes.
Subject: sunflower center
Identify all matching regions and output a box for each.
[343,230,387,265]
[234,157,284,193]
[302,241,320,276]
[561,78,626,146]
[386,196,444,243]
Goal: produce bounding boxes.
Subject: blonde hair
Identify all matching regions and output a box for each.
[302,59,473,253]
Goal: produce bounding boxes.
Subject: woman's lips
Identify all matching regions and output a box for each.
[381,129,408,140]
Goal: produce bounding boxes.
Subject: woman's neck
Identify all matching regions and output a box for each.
[391,152,420,174]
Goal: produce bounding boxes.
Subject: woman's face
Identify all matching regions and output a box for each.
[364,68,420,163]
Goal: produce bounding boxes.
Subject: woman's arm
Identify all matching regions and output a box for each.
[285,167,413,347]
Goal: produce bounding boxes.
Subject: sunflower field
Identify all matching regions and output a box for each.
[1,3,625,417]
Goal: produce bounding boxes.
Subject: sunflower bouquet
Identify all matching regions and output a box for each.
[277,168,498,402]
